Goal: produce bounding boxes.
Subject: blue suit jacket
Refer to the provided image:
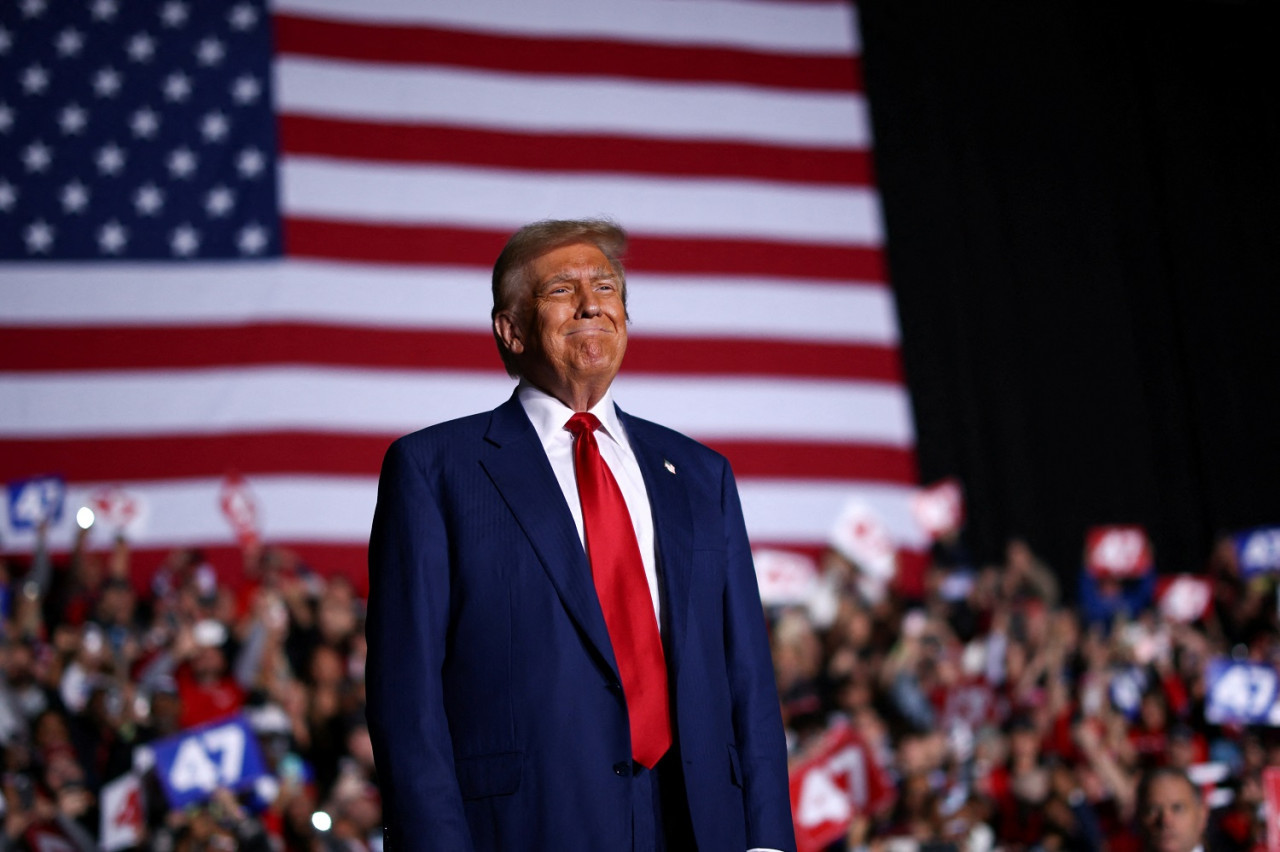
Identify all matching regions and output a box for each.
[366,393,796,851]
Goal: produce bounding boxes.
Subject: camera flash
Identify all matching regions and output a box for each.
[76,507,95,529]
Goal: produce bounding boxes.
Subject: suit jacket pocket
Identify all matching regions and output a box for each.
[727,743,744,790]
[456,751,523,800]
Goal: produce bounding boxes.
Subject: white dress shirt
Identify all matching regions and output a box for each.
[517,382,661,626]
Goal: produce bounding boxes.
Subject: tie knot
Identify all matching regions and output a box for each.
[565,412,602,438]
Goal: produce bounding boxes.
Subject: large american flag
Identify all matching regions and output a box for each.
[0,0,920,590]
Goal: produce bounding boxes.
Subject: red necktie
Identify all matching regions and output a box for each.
[565,412,671,769]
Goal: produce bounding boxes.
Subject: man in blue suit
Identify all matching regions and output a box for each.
[366,219,795,851]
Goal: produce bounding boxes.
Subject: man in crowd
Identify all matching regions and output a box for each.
[365,219,795,851]
[1138,767,1209,852]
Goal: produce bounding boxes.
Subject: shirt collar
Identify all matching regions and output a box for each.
[516,381,630,451]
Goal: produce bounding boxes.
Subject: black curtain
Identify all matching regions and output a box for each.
[858,2,1280,587]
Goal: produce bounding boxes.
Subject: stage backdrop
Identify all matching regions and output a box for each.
[1,0,925,590]
[859,2,1280,581]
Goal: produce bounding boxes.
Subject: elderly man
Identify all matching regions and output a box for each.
[1138,767,1208,852]
[366,219,795,851]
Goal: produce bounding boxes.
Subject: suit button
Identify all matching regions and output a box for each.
[613,761,630,777]
[606,680,622,694]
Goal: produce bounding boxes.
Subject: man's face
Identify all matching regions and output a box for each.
[1141,775,1206,852]
[496,242,627,407]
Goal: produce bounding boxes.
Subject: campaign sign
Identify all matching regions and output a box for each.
[1108,666,1148,720]
[219,472,261,549]
[100,773,145,852]
[1236,527,1280,577]
[151,714,268,808]
[829,499,896,582]
[911,478,965,540]
[1264,766,1280,852]
[789,721,894,852]
[89,486,148,537]
[1085,525,1153,579]
[1156,575,1213,623]
[1205,659,1280,726]
[6,475,66,531]
[753,548,819,607]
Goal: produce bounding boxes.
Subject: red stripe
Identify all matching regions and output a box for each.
[0,326,902,382]
[0,435,915,485]
[283,219,889,283]
[273,13,862,92]
[278,116,874,187]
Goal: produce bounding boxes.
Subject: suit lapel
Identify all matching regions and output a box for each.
[621,410,694,673]
[480,395,620,679]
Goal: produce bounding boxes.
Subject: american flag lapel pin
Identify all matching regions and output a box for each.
[663,460,676,475]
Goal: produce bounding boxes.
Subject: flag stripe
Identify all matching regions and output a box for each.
[279,158,884,244]
[272,0,861,56]
[1,263,898,343]
[0,326,904,382]
[284,220,890,282]
[0,369,914,445]
[275,57,872,149]
[274,14,863,92]
[0,434,917,485]
[277,116,876,187]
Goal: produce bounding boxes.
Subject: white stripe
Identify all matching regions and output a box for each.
[614,375,914,445]
[273,0,860,55]
[281,158,883,245]
[0,262,899,345]
[738,479,931,550]
[275,58,870,148]
[0,369,913,446]
[0,476,922,556]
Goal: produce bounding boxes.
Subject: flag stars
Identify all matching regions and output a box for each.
[168,147,198,179]
[22,140,52,173]
[231,75,262,105]
[133,183,164,216]
[200,111,230,143]
[55,28,86,58]
[24,220,54,254]
[160,1,190,28]
[238,223,268,255]
[205,185,235,217]
[164,72,192,102]
[60,180,90,214]
[21,65,51,96]
[236,148,265,179]
[96,142,126,175]
[228,4,259,31]
[0,180,17,212]
[0,104,14,133]
[0,27,12,55]
[93,67,123,98]
[170,224,199,257]
[130,107,160,139]
[90,0,119,22]
[127,33,156,63]
[20,0,48,20]
[98,220,128,254]
[196,37,225,67]
[58,103,88,135]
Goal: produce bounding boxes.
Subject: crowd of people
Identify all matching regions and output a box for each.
[0,518,1276,851]
[773,533,1279,852]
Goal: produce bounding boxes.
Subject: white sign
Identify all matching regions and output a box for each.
[100,773,145,852]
